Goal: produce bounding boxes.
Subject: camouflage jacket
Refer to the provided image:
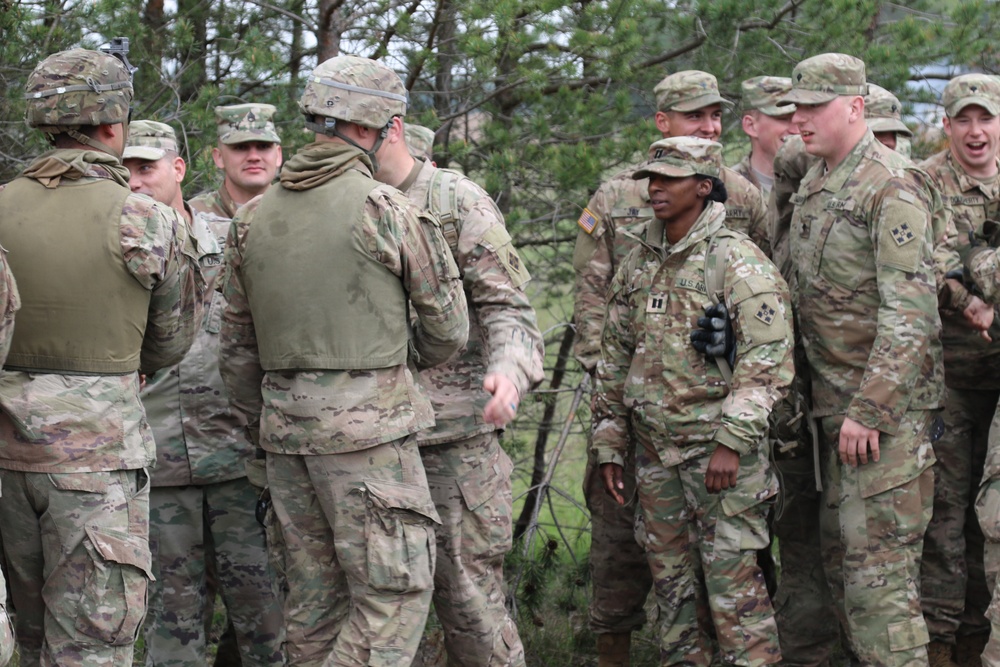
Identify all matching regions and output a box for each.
[572,161,770,372]
[919,149,1000,389]
[790,130,944,434]
[142,207,252,486]
[189,184,239,219]
[592,202,793,471]
[0,248,19,368]
[219,143,468,456]
[731,153,774,201]
[400,159,545,445]
[0,150,201,473]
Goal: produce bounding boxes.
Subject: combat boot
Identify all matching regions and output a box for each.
[928,640,959,667]
[597,632,631,667]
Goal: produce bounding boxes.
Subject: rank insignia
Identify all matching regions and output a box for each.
[890,223,915,246]
[507,251,521,273]
[755,303,776,325]
[646,294,667,314]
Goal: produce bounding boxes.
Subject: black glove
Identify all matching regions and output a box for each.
[690,303,736,368]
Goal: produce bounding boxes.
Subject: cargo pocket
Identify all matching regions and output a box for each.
[364,479,440,594]
[887,616,929,654]
[368,646,405,666]
[456,449,513,562]
[74,525,153,645]
[977,481,1000,542]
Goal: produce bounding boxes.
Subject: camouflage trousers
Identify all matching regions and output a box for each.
[267,436,439,667]
[921,387,995,643]
[976,401,1000,667]
[0,468,152,667]
[771,454,843,667]
[143,477,285,666]
[635,443,780,667]
[0,481,14,667]
[420,432,525,667]
[583,430,652,634]
[818,413,933,667]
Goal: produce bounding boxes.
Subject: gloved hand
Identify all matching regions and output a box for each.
[690,302,736,368]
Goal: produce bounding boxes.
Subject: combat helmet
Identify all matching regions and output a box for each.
[299,55,407,169]
[25,48,132,132]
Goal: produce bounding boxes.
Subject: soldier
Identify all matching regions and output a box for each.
[370,87,545,665]
[780,53,943,666]
[0,246,18,667]
[573,69,771,666]
[733,76,796,199]
[404,124,436,162]
[961,222,1000,667]
[189,103,283,219]
[918,72,1000,667]
[122,120,285,667]
[218,56,469,667]
[594,136,792,666]
[866,84,914,159]
[0,48,201,666]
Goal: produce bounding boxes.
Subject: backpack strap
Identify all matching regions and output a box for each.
[704,229,737,386]
[427,168,462,255]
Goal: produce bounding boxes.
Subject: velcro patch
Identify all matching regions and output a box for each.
[577,208,598,234]
[646,294,667,314]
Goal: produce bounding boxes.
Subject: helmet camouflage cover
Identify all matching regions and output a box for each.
[25,48,133,131]
[299,55,407,129]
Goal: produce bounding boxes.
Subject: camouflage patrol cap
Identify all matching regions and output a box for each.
[865,84,912,136]
[941,73,1000,117]
[215,103,280,145]
[405,124,435,160]
[24,48,133,130]
[632,136,722,180]
[779,53,867,106]
[299,55,408,129]
[655,71,726,113]
[741,76,795,116]
[123,120,179,160]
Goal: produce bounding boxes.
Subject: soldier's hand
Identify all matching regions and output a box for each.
[963,296,994,342]
[600,462,625,505]
[483,373,520,427]
[706,444,740,493]
[839,417,880,467]
[691,303,736,367]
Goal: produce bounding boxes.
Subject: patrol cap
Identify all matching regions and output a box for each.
[655,71,727,113]
[741,76,795,116]
[941,73,1000,117]
[215,103,280,145]
[123,120,179,160]
[779,53,868,106]
[632,136,722,180]
[865,84,912,136]
[405,124,435,160]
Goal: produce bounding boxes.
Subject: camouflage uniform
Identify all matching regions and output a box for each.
[395,157,544,666]
[127,118,284,667]
[405,124,436,161]
[917,75,1000,653]
[0,49,201,667]
[219,56,469,667]
[189,104,281,219]
[573,70,770,644]
[732,76,795,200]
[593,137,793,667]
[783,54,943,667]
[0,248,18,667]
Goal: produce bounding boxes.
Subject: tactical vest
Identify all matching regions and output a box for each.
[0,177,150,374]
[243,170,410,371]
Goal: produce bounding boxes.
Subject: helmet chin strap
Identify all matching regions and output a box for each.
[63,124,125,161]
[305,115,389,173]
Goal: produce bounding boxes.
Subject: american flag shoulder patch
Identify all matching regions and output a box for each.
[577,208,598,234]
